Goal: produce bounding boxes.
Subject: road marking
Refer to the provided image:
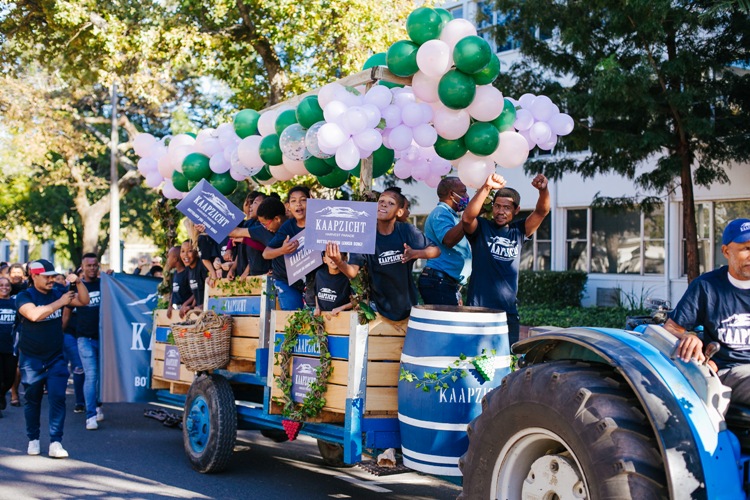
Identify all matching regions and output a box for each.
[335,475,392,493]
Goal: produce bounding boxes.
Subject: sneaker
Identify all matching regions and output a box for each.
[73,404,85,414]
[48,442,68,459]
[96,407,104,422]
[27,440,40,456]
[86,417,98,430]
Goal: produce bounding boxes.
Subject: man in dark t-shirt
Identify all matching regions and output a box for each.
[665,218,750,405]
[16,259,89,458]
[462,173,550,345]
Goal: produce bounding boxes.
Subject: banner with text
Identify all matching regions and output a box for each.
[284,230,324,285]
[101,273,160,403]
[176,179,244,243]
[305,199,377,254]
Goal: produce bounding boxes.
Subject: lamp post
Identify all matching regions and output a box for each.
[109,81,122,272]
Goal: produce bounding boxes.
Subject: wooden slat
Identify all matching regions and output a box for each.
[169,381,191,395]
[207,277,265,297]
[153,309,181,327]
[230,337,259,358]
[225,358,255,373]
[233,316,261,338]
[150,377,171,390]
[267,400,345,423]
[153,359,194,383]
[368,336,405,361]
[321,312,354,336]
[366,361,400,387]
[368,315,408,337]
[152,342,166,362]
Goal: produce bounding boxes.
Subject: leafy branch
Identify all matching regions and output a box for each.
[399,349,497,392]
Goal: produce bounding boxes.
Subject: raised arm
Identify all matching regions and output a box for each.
[524,174,551,237]
[462,174,506,235]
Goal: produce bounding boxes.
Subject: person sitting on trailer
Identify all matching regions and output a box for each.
[314,245,353,317]
[179,240,206,318]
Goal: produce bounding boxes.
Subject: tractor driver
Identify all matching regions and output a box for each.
[664,219,750,405]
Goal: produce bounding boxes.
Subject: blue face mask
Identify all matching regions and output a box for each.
[452,192,469,212]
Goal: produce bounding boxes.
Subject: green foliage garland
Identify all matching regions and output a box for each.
[400,349,497,392]
[274,309,333,421]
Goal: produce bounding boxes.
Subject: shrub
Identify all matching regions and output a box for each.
[518,305,649,329]
[517,270,587,308]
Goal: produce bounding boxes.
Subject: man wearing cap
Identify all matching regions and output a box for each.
[665,218,750,404]
[16,259,90,458]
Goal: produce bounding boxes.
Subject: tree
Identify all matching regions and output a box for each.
[493,0,750,281]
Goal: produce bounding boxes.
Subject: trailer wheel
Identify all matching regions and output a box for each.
[459,361,668,499]
[317,439,350,467]
[183,373,237,473]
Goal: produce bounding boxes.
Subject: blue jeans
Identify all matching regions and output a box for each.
[63,333,85,407]
[274,279,304,311]
[417,273,461,306]
[19,352,68,443]
[77,337,100,420]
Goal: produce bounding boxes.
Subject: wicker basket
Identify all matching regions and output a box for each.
[171,310,232,372]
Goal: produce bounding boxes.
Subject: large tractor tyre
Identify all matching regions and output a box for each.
[317,439,351,468]
[459,360,668,500]
[183,373,237,473]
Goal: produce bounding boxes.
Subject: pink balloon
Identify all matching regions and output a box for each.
[529,121,552,145]
[467,85,504,122]
[518,129,536,150]
[161,180,180,199]
[425,174,442,188]
[413,123,438,147]
[439,19,478,52]
[382,104,402,128]
[411,72,440,103]
[282,155,309,176]
[491,131,531,168]
[269,163,295,181]
[457,153,493,189]
[341,106,369,135]
[137,157,159,176]
[353,129,383,152]
[318,82,345,108]
[361,104,382,129]
[209,153,231,174]
[237,135,264,169]
[411,162,430,181]
[157,153,174,178]
[335,138,360,171]
[416,40,452,78]
[536,134,558,151]
[433,106,471,141]
[133,133,157,157]
[364,85,392,110]
[170,145,194,172]
[513,109,535,131]
[144,171,163,188]
[393,158,413,179]
[388,124,414,151]
[257,109,280,137]
[518,93,536,110]
[530,95,557,122]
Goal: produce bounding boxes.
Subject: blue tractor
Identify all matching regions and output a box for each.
[459,324,750,499]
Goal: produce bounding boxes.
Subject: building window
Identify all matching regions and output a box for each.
[448,4,464,19]
[681,199,750,274]
[516,211,552,271]
[565,206,664,275]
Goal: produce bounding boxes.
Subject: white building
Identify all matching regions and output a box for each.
[396,1,750,308]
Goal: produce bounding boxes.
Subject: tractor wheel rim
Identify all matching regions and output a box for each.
[491,427,589,500]
[187,395,210,453]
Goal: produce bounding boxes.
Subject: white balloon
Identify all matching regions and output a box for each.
[133,133,157,157]
[513,108,535,131]
[257,109,280,137]
[491,131,531,168]
[144,171,164,188]
[389,124,414,151]
[269,163,295,181]
[157,153,174,178]
[237,135,265,169]
[411,161,430,181]
[548,113,575,136]
[393,158,413,179]
[363,85,393,110]
[530,95,557,122]
[161,180,181,199]
[416,40,452,78]
[323,100,348,124]
[413,123,438,147]
[335,139,360,171]
[467,85,504,122]
[317,122,348,150]
[382,104,402,128]
[518,93,537,109]
[137,157,159,176]
[536,134,558,151]
[318,82,345,108]
[168,133,195,153]
[439,19,478,52]
[195,129,223,157]
[217,125,240,149]
[361,104,382,129]
[341,106,369,135]
[412,71,440,103]
[282,155,309,176]
[170,145,194,172]
[433,106,471,140]
[353,129,383,152]
[529,121,553,145]
[336,86,364,107]
[209,153,231,174]
[393,89,416,108]
[518,128,537,150]
[401,103,426,128]
[425,174,442,188]
[420,103,434,123]
[457,153,493,189]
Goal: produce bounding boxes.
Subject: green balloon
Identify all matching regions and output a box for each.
[234,109,260,139]
[185,132,197,139]
[386,40,419,78]
[438,70,476,110]
[304,156,334,177]
[318,168,349,189]
[363,52,387,69]
[296,96,324,129]
[252,164,273,182]
[259,134,283,166]
[454,36,492,75]
[187,180,199,191]
[472,54,500,86]
[172,170,189,192]
[181,152,212,182]
[434,8,453,24]
[372,145,395,178]
[275,109,298,135]
[465,122,499,156]
[406,7,445,45]
[491,99,518,132]
[209,172,238,196]
[434,135,468,161]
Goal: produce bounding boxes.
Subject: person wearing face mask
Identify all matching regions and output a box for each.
[417,177,473,306]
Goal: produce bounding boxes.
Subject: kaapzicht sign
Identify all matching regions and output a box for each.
[176,179,244,243]
[306,199,377,254]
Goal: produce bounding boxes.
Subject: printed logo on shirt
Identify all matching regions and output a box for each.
[0,308,15,324]
[43,308,63,321]
[486,235,518,261]
[378,250,403,265]
[317,287,338,302]
[88,291,101,306]
[718,314,750,350]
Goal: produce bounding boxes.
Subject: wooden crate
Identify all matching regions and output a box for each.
[269,310,406,417]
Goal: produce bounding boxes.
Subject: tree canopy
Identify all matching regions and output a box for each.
[493,0,750,281]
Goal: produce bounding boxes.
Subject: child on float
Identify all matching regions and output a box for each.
[328,190,440,321]
[228,191,278,278]
[314,245,353,317]
[165,245,191,319]
[262,186,313,310]
[179,240,206,318]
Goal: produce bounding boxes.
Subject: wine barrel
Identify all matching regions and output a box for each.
[398,305,510,477]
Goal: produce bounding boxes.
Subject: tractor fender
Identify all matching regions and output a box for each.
[513,325,741,500]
